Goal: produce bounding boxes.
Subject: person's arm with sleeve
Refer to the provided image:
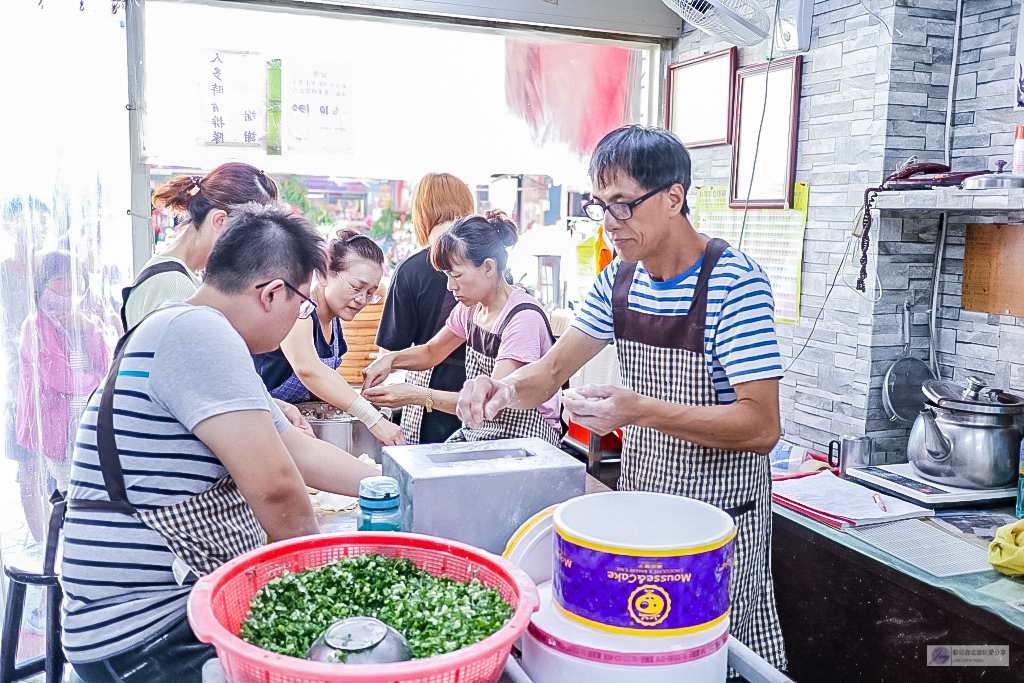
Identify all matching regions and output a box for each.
[152,311,319,541]
[193,410,319,540]
[279,423,379,495]
[453,269,615,426]
[278,316,404,445]
[562,264,783,455]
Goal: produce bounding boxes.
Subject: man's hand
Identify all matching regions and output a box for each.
[456,376,515,428]
[561,384,642,436]
[273,398,315,437]
[362,353,395,391]
[362,383,424,409]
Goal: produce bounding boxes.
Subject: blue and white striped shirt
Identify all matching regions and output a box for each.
[60,303,288,663]
[571,246,783,403]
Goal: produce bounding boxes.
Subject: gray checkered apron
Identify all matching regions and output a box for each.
[67,320,265,577]
[612,239,787,670]
[400,368,433,444]
[447,302,560,445]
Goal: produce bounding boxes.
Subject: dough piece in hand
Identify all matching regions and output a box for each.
[562,388,598,402]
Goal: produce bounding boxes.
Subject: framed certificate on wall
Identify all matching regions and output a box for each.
[667,48,736,148]
[729,56,802,209]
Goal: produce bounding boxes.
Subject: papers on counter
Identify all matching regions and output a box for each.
[772,470,933,529]
[846,519,993,577]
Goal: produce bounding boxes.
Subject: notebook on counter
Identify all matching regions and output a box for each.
[772,471,935,529]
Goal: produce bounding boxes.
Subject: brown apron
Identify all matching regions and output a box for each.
[612,238,787,670]
[448,302,560,445]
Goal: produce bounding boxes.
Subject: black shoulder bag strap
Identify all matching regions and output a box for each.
[120,261,192,331]
[67,325,140,515]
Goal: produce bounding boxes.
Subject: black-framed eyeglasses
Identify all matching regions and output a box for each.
[582,183,674,222]
[255,279,317,319]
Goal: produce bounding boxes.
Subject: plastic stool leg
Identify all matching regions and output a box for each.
[0,580,27,683]
[44,584,64,683]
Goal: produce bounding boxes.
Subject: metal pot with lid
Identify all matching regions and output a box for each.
[907,377,1024,489]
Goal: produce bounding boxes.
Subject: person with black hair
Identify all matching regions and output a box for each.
[456,125,787,670]
[252,229,404,445]
[122,163,279,329]
[362,211,560,445]
[61,203,377,683]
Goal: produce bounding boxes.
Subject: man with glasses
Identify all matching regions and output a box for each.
[457,125,787,671]
[61,203,378,683]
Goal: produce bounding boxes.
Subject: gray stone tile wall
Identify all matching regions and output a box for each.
[671,0,1021,463]
[674,0,919,459]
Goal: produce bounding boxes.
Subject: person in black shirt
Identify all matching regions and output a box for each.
[375,173,474,443]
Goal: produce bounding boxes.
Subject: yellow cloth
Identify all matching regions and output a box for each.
[989,519,1024,576]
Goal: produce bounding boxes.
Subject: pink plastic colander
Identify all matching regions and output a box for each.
[187,532,539,683]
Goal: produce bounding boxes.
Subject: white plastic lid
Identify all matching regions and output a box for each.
[553,491,734,551]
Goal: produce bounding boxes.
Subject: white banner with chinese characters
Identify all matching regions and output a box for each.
[199,50,267,148]
[281,60,353,156]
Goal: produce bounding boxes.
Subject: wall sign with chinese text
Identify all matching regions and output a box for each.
[282,61,353,156]
[199,50,267,148]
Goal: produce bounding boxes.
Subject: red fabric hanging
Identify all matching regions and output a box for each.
[506,39,632,157]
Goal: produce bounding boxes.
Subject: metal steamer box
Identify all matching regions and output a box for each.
[382,438,586,555]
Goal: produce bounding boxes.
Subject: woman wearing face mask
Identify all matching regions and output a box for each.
[16,250,109,490]
[122,163,278,329]
[362,212,560,445]
[253,230,405,446]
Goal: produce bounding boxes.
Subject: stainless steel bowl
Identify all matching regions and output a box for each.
[294,401,383,463]
[961,174,1024,189]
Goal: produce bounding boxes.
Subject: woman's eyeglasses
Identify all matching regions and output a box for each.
[346,281,382,305]
[255,280,317,319]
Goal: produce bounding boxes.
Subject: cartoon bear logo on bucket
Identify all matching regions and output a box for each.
[627,585,672,627]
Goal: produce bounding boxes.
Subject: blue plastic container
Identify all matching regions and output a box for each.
[357,476,402,532]
[1016,442,1024,520]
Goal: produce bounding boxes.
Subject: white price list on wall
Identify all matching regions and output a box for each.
[282,61,353,156]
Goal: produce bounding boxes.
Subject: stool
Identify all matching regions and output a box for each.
[0,491,66,683]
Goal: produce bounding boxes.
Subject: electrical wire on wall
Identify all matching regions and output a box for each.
[735,0,783,251]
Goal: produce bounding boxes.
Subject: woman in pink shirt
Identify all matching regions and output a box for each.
[16,250,108,490]
[363,212,560,445]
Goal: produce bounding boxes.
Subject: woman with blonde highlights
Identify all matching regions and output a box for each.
[374,173,474,443]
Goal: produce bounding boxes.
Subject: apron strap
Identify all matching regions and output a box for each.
[611,238,730,349]
[467,301,555,357]
[496,301,556,343]
[120,260,192,331]
[722,500,756,519]
[68,322,141,515]
[688,238,729,321]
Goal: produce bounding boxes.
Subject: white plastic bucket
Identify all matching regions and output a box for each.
[552,491,735,635]
[503,504,557,585]
[522,583,728,683]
